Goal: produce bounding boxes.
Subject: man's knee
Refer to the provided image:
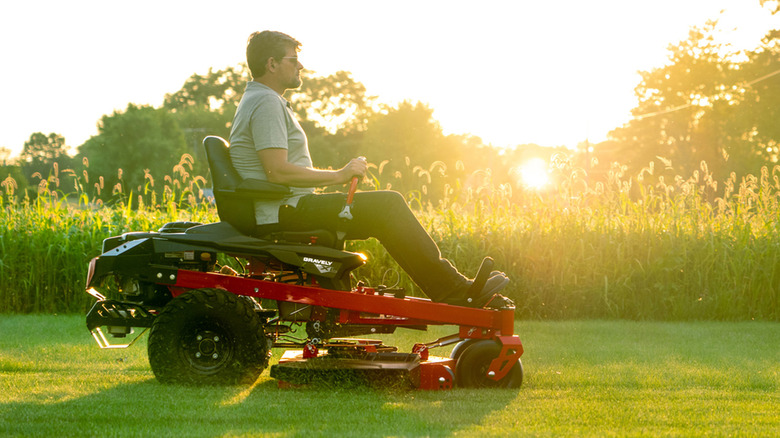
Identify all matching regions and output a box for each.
[353,191,410,220]
[355,190,406,210]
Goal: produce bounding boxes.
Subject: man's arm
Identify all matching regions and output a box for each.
[258,148,366,187]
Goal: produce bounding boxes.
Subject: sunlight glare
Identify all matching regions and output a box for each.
[519,158,550,189]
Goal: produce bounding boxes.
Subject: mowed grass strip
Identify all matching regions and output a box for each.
[0,316,777,437]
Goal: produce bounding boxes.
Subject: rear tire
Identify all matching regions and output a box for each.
[148,288,269,385]
[455,339,523,388]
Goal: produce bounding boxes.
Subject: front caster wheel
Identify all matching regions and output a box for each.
[455,339,523,388]
[449,339,479,362]
[148,288,269,385]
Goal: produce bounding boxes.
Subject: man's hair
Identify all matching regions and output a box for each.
[246,31,301,79]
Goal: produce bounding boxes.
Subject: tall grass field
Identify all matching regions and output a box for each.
[0,316,777,437]
[0,156,779,320]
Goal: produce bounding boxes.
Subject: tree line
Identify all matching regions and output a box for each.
[590,17,779,189]
[2,15,778,207]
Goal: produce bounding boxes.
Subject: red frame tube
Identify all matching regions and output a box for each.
[171,270,513,333]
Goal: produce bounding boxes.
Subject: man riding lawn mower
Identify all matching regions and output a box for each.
[83,30,524,389]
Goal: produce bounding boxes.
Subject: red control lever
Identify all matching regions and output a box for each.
[338,177,359,221]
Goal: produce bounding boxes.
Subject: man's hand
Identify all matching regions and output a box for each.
[340,157,367,181]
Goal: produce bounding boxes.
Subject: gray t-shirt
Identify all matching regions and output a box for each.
[229,81,315,224]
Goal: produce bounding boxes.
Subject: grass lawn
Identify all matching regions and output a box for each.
[0,315,777,437]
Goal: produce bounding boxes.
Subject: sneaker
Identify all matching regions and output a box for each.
[489,270,506,279]
[441,274,510,308]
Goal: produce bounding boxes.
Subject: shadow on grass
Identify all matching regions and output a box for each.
[0,375,522,437]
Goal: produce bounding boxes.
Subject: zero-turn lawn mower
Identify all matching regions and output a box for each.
[84,136,524,389]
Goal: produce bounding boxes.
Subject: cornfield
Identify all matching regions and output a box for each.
[1,154,778,320]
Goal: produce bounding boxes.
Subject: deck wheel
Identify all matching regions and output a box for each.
[455,339,523,388]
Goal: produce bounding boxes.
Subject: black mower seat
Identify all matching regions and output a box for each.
[262,229,337,247]
[203,136,338,248]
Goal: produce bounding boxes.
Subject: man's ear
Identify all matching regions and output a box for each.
[265,57,277,73]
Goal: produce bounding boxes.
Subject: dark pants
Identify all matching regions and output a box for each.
[277,191,469,300]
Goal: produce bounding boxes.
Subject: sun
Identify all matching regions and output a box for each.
[518,158,550,190]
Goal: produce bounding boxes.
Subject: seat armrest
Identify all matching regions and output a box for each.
[237,179,290,193]
[218,179,292,200]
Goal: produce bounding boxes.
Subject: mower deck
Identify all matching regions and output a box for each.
[269,338,457,390]
[272,348,457,390]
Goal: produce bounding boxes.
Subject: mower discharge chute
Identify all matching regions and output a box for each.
[84,136,524,389]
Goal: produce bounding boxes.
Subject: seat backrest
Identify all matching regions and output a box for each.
[203,135,258,235]
[204,135,241,190]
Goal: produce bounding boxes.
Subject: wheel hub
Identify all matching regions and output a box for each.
[196,333,220,357]
[184,329,231,372]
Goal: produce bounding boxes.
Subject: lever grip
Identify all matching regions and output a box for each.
[346,176,359,205]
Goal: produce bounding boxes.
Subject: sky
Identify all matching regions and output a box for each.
[0,0,777,158]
